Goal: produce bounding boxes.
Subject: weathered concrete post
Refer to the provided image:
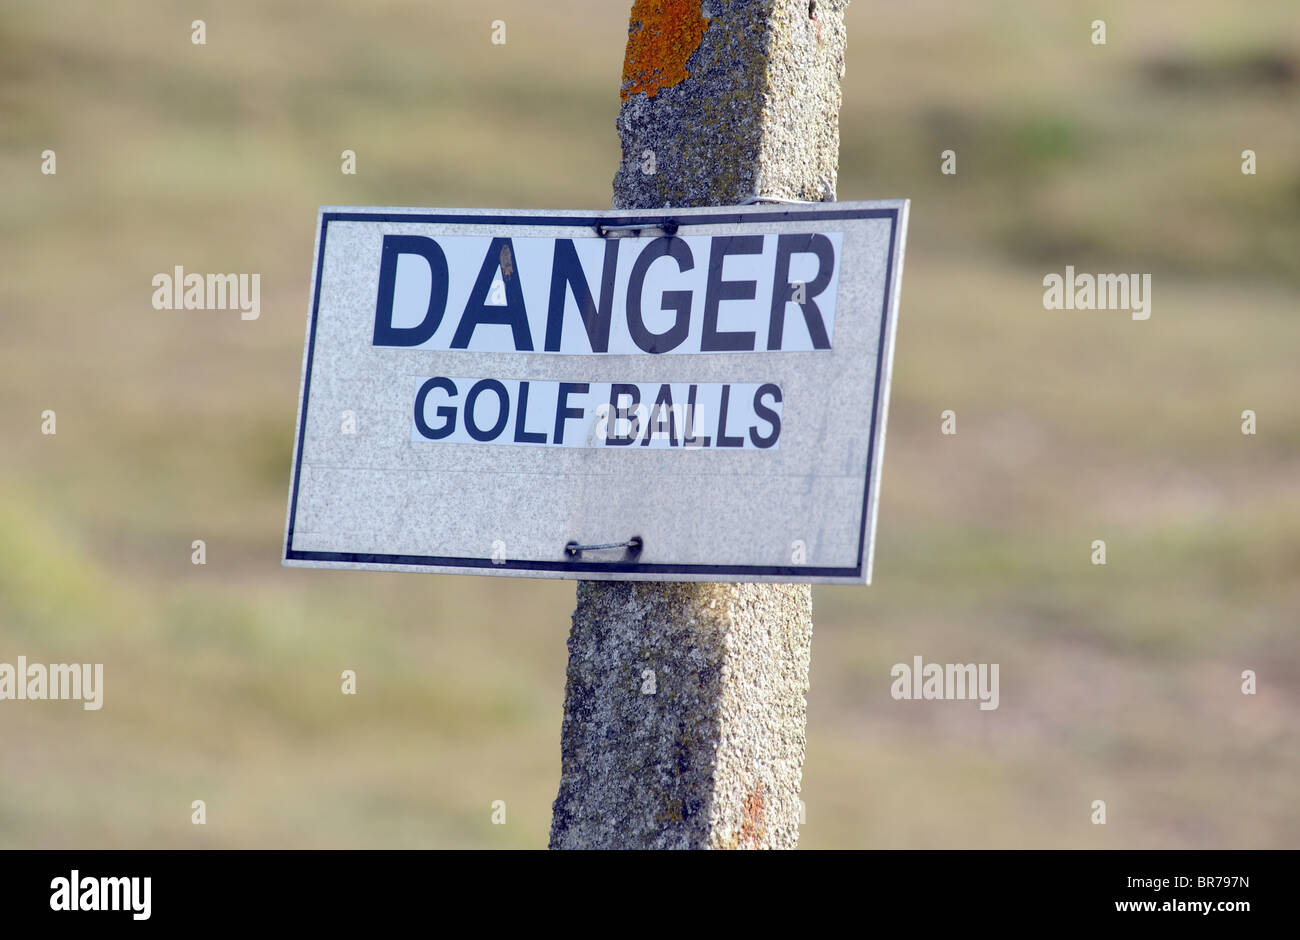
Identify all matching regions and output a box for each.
[549,0,849,850]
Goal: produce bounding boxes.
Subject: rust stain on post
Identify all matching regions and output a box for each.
[739,784,766,849]
[620,0,710,101]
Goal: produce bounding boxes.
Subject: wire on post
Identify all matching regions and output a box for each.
[564,536,643,559]
[595,221,679,238]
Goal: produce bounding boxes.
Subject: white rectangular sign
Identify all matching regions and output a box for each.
[283,201,908,583]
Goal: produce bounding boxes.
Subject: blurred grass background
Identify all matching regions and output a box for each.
[0,0,1297,848]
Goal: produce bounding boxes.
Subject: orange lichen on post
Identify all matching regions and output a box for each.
[620,0,710,101]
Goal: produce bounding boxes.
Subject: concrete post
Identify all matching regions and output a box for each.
[549,0,849,850]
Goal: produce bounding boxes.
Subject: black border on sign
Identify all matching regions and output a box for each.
[284,206,901,579]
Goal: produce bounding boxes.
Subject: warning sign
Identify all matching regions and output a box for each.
[283,201,908,583]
